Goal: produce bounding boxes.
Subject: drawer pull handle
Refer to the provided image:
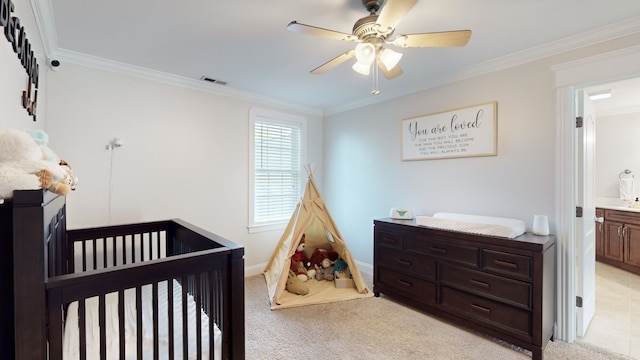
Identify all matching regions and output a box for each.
[383,237,397,244]
[430,247,447,255]
[397,279,412,287]
[469,279,490,289]
[470,303,491,314]
[396,259,412,267]
[494,259,517,269]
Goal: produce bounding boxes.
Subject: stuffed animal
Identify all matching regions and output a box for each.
[334,259,352,279]
[293,235,309,263]
[23,128,60,164]
[0,128,70,199]
[290,259,309,282]
[315,257,335,281]
[309,247,340,269]
[59,160,79,191]
[286,270,309,295]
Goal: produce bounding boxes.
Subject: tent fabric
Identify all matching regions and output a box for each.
[262,168,372,310]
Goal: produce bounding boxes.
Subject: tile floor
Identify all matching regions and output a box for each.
[579,261,640,359]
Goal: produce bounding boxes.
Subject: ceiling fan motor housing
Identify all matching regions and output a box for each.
[362,0,383,13]
[353,15,381,40]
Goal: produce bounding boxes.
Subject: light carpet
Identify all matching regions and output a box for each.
[245,275,635,359]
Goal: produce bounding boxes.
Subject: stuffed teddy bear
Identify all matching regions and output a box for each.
[286,269,309,295]
[0,128,70,199]
[315,257,335,281]
[290,258,309,282]
[293,235,309,263]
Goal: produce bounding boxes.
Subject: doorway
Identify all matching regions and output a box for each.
[577,77,640,358]
[553,44,640,345]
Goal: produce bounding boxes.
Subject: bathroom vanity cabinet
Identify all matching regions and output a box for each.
[373,218,556,360]
[596,208,640,274]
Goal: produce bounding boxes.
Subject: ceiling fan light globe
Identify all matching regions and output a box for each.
[354,42,376,64]
[352,61,371,75]
[379,48,403,71]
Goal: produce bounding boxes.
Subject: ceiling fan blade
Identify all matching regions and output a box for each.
[377,58,403,79]
[310,50,355,75]
[287,21,357,41]
[391,30,472,48]
[375,0,417,34]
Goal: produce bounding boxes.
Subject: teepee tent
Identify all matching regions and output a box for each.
[263,166,372,310]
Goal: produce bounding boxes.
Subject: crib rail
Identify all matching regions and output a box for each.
[48,219,244,360]
[46,250,228,360]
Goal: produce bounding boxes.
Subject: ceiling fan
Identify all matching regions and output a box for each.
[287,0,471,82]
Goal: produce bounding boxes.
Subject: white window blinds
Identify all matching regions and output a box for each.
[249,109,305,231]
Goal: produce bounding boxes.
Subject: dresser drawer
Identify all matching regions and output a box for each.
[441,287,532,339]
[405,236,478,267]
[440,263,531,308]
[377,248,436,280]
[483,250,532,280]
[377,268,437,304]
[375,228,404,250]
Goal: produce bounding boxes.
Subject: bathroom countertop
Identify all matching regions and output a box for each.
[596,197,640,213]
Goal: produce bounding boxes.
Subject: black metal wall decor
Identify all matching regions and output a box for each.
[1,0,40,121]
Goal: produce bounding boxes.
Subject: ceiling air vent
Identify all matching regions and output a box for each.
[200,76,227,85]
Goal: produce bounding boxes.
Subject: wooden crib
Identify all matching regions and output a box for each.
[0,190,245,359]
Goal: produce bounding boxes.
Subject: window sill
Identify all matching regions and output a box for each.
[247,222,287,234]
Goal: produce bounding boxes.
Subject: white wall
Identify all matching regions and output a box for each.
[0,0,48,129]
[596,111,640,198]
[324,61,557,265]
[323,36,640,266]
[45,63,323,271]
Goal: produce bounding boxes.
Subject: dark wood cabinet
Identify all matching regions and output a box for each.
[373,218,556,360]
[597,208,640,275]
[595,208,604,256]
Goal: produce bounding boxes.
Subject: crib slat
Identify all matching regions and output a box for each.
[119,290,126,359]
[79,299,87,360]
[102,238,107,269]
[136,285,143,359]
[112,236,117,267]
[122,235,127,265]
[99,295,107,358]
[168,279,175,359]
[153,282,159,360]
[92,238,97,270]
[195,272,202,360]
[132,234,137,263]
[81,240,87,272]
[182,275,189,359]
[149,232,153,260]
[209,270,215,360]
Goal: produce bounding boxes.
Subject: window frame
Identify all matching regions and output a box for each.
[248,108,307,233]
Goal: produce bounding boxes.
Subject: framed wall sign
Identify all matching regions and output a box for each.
[401,101,497,161]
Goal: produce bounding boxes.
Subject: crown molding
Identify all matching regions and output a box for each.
[30,0,57,57]
[31,0,640,118]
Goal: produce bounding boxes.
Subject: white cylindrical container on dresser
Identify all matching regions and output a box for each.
[532,215,550,235]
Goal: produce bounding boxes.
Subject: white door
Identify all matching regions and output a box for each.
[576,90,596,337]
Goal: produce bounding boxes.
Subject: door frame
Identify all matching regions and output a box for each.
[553,44,640,342]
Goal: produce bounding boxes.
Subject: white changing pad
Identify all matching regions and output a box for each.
[415,212,526,239]
[63,279,221,360]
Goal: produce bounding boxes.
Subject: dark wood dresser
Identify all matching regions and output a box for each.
[373,218,556,360]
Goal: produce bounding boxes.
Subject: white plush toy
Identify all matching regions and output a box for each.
[0,128,70,200]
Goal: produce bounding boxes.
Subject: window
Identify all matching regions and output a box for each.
[249,108,306,232]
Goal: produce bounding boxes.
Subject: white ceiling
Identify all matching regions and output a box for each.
[38,0,640,114]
